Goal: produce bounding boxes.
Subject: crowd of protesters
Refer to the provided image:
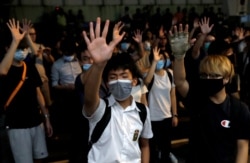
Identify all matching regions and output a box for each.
[0,4,250,163]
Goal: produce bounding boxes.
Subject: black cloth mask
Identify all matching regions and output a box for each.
[200,78,225,96]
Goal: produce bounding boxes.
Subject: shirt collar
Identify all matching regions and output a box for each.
[107,94,140,112]
[63,57,78,62]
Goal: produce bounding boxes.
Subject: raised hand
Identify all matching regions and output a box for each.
[159,25,166,38]
[132,29,143,43]
[199,17,214,35]
[169,24,189,59]
[193,18,199,29]
[234,27,245,40]
[113,21,125,43]
[20,18,33,34]
[82,17,125,64]
[153,46,161,62]
[6,18,26,43]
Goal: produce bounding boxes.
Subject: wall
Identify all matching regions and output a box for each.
[7,3,222,23]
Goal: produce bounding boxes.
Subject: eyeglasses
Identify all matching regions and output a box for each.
[199,73,223,79]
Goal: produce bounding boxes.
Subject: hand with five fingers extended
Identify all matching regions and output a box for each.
[153,46,161,62]
[169,24,189,59]
[82,17,125,65]
[20,18,33,36]
[132,29,143,44]
[6,18,26,44]
[199,17,214,35]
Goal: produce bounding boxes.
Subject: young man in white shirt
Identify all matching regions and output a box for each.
[82,17,153,163]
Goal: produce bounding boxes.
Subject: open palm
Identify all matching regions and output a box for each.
[83,17,125,64]
[6,18,25,43]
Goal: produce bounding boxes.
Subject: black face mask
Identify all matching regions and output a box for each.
[200,78,225,96]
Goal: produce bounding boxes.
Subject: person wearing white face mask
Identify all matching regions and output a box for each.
[82,17,153,163]
[50,35,82,155]
[0,19,53,163]
[144,47,178,163]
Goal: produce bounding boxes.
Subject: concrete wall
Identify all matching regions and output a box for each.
[8,4,222,23]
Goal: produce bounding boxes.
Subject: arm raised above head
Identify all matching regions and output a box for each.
[0,19,25,75]
[82,17,125,116]
[169,24,190,98]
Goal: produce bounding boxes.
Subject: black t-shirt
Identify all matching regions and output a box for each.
[0,62,43,128]
[184,84,250,163]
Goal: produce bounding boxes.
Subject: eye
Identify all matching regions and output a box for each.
[199,73,208,79]
[209,74,223,78]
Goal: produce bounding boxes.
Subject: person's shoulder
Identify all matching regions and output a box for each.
[230,95,250,116]
[52,57,64,65]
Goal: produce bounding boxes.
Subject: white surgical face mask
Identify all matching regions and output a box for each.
[14,49,29,61]
[165,58,171,68]
[64,55,75,62]
[144,41,151,51]
[108,79,132,101]
[120,42,130,52]
[82,64,92,71]
[156,60,165,70]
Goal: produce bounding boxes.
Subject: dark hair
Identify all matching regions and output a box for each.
[103,53,140,82]
[17,39,28,50]
[207,39,231,55]
[60,36,77,55]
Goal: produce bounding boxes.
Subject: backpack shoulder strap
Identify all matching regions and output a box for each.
[147,75,154,92]
[88,98,111,149]
[135,102,147,125]
[166,68,173,85]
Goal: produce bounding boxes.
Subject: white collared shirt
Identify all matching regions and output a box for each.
[83,95,153,163]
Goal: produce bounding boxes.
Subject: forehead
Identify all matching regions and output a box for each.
[29,28,36,33]
[108,68,132,76]
[81,50,91,57]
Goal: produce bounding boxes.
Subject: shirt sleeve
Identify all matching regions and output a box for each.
[51,62,59,87]
[140,106,153,139]
[236,103,250,139]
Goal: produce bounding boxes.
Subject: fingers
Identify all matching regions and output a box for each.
[7,18,15,29]
[95,17,101,38]
[102,19,110,39]
[82,31,90,45]
[115,21,124,32]
[89,22,95,41]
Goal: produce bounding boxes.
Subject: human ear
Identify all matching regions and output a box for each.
[223,77,230,85]
[132,78,137,86]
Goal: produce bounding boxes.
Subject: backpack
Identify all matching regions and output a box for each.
[81,99,147,163]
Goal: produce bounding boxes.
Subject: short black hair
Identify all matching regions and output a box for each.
[103,53,140,82]
[17,39,28,50]
[60,36,77,55]
[207,39,231,55]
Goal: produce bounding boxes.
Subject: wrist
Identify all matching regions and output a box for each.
[44,114,50,119]
[173,114,178,118]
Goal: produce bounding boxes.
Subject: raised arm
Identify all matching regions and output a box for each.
[20,19,37,56]
[82,17,125,116]
[192,17,214,59]
[0,19,25,75]
[169,24,190,98]
[143,47,160,86]
[132,29,145,58]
